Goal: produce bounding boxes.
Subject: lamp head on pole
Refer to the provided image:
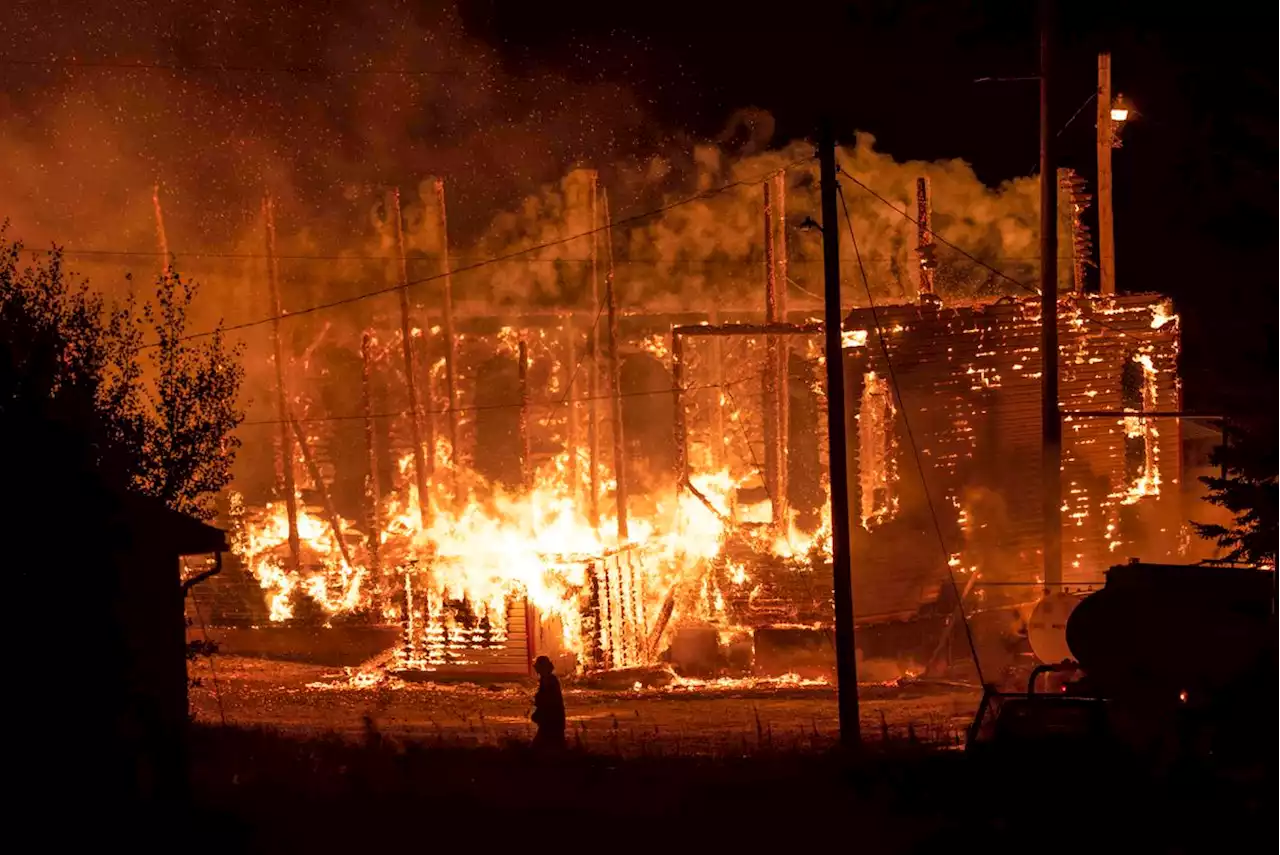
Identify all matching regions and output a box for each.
[1109,93,1135,147]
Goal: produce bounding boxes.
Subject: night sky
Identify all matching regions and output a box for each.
[466,0,1277,417]
[3,0,1275,417]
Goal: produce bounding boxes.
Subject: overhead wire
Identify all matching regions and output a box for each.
[139,155,815,347]
[836,180,986,685]
[0,57,458,76]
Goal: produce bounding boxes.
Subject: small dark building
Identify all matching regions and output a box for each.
[109,491,229,804]
[10,431,227,822]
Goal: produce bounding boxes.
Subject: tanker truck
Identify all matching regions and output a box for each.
[966,559,1276,766]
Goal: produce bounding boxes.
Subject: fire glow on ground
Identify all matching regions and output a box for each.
[190,656,979,753]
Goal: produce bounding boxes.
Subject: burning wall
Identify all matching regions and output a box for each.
[842,293,1182,622]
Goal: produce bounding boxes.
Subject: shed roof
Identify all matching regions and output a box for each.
[113,491,229,556]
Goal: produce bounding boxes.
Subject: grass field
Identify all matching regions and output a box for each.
[189,655,981,753]
[181,657,1269,853]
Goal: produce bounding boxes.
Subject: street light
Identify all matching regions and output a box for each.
[1109,93,1135,147]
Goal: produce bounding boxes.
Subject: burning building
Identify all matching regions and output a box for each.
[169,168,1183,682]
[840,293,1182,631]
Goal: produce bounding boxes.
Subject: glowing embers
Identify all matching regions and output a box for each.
[1119,353,1161,505]
[398,566,512,670]
[858,371,899,529]
[1149,299,1177,330]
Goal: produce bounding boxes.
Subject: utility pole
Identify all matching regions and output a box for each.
[819,119,861,747]
[1096,52,1116,295]
[1039,0,1062,592]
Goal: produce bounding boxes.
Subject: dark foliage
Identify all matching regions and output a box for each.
[1193,419,1278,566]
[1,225,244,519]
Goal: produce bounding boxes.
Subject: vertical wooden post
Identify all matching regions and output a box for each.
[518,339,531,488]
[672,330,687,485]
[763,180,781,527]
[360,332,381,578]
[434,179,461,463]
[565,314,580,498]
[391,188,431,529]
[775,170,790,527]
[263,194,300,573]
[602,190,628,542]
[402,567,417,663]
[709,308,726,468]
[1096,52,1116,296]
[587,173,602,531]
[915,177,936,297]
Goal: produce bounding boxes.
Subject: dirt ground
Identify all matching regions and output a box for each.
[189,656,981,753]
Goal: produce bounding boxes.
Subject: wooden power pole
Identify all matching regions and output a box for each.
[1039,0,1063,592]
[818,120,861,747]
[1096,52,1116,296]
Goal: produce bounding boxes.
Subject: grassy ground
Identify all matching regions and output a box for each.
[183,656,1270,854]
[184,719,1268,854]
[189,655,980,752]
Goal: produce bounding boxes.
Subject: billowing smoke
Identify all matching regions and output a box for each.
[2,0,1044,498]
[3,2,1040,323]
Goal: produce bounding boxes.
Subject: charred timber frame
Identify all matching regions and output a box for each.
[670,322,824,487]
[290,417,358,575]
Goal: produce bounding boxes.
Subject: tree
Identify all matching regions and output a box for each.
[1193,419,1278,567]
[1,225,244,520]
[128,269,246,520]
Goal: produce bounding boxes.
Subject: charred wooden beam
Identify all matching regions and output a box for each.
[671,329,687,485]
[672,322,824,338]
[360,332,381,577]
[602,190,629,541]
[518,338,531,488]
[262,193,301,573]
[587,173,602,531]
[391,188,431,529]
[290,416,358,575]
[764,179,782,528]
[434,178,460,469]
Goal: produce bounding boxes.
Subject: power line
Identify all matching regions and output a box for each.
[18,246,1077,264]
[1,58,458,77]
[837,182,985,684]
[148,156,814,346]
[835,168,1158,343]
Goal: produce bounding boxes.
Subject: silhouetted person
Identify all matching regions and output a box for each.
[531,656,565,749]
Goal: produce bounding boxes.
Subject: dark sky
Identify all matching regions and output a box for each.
[462,0,1278,417]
